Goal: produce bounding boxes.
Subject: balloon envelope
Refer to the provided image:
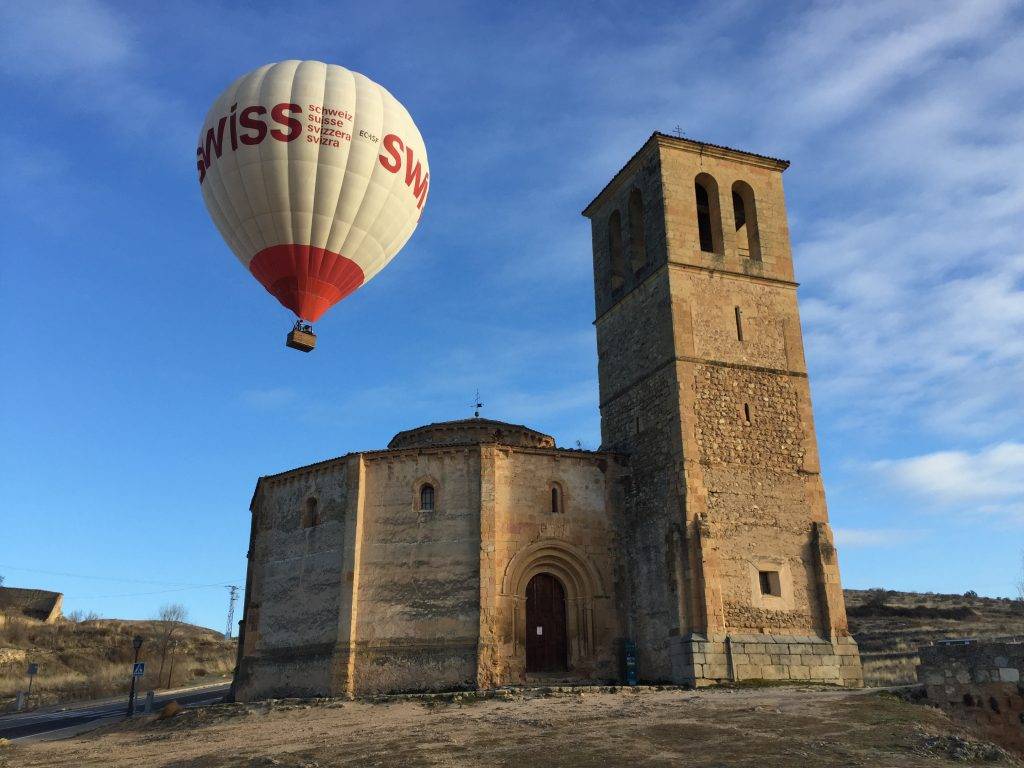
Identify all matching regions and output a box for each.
[197,60,429,322]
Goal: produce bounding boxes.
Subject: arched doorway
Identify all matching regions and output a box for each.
[525,573,567,672]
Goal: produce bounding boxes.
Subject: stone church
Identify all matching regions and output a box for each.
[232,134,863,700]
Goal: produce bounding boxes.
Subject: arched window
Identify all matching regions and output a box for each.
[302,497,319,528]
[628,189,646,273]
[731,180,761,261]
[694,174,723,254]
[419,483,435,512]
[550,483,562,514]
[608,210,625,293]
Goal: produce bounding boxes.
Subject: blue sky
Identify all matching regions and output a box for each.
[1,0,1022,631]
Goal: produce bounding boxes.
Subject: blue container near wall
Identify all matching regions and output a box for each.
[623,640,638,686]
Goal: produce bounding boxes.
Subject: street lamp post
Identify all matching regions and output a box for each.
[126,635,143,716]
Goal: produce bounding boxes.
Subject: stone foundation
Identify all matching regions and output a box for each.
[918,638,1024,754]
[671,633,863,687]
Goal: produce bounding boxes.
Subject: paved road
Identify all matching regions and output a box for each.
[0,681,231,741]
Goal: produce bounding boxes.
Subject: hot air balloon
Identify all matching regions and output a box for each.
[196,60,429,351]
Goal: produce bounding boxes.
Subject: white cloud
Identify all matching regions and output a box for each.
[875,443,1024,502]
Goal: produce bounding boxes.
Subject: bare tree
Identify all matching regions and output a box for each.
[154,603,188,688]
[1017,549,1024,607]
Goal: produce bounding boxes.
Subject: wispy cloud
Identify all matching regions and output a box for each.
[0,1,191,152]
[875,443,1024,501]
[0,0,131,77]
[834,527,928,548]
[874,443,1024,524]
[240,387,296,409]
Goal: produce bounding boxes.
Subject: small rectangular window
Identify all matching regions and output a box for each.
[759,570,781,597]
[302,498,320,528]
[735,306,744,341]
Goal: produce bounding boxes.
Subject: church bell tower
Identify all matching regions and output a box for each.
[583,134,862,686]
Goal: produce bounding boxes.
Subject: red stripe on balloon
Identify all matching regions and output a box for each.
[249,244,365,322]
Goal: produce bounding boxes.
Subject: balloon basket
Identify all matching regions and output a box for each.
[286,323,316,353]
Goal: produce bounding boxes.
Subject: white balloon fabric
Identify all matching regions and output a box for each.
[196,60,429,322]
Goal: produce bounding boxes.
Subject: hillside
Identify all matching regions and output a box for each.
[844,588,1024,686]
[0,617,236,711]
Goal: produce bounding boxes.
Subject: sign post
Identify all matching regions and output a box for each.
[126,635,144,716]
[26,662,38,706]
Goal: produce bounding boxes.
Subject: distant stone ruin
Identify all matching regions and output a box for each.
[0,586,64,623]
[918,637,1024,754]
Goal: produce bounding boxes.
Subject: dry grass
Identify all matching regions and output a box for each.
[0,618,235,711]
[844,588,1024,686]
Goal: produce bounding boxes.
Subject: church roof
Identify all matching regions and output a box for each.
[387,418,556,450]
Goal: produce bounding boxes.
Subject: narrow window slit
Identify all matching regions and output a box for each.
[549,483,562,514]
[735,306,744,341]
[420,484,435,511]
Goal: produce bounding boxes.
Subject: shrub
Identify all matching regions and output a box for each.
[865,588,888,609]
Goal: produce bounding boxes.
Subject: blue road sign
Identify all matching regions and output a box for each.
[132,662,145,678]
[27,663,38,676]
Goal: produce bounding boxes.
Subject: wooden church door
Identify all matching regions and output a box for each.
[525,572,568,673]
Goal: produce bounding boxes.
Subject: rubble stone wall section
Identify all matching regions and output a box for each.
[918,640,1024,753]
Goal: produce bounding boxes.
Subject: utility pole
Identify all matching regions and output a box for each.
[225,585,239,639]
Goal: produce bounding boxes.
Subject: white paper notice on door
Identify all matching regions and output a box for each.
[536,626,543,635]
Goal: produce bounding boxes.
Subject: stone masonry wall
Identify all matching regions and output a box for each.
[353,448,482,694]
[692,362,822,635]
[919,640,1024,754]
[479,447,620,686]
[0,587,63,623]
[586,134,860,687]
[236,459,352,701]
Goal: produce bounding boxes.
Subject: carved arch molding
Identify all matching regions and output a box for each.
[501,539,607,666]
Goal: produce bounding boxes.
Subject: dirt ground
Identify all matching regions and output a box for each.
[3,685,1021,768]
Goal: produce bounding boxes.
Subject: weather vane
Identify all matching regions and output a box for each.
[673,124,684,138]
[471,390,484,419]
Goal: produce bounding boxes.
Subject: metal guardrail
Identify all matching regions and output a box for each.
[934,635,1024,646]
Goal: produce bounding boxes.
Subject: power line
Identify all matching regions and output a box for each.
[0,564,239,588]
[66,583,239,599]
